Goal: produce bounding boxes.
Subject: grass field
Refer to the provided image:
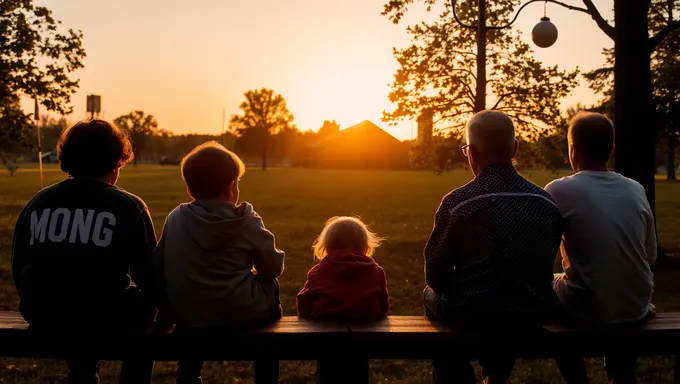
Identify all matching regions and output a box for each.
[1,164,680,383]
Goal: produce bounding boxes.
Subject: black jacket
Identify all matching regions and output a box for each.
[424,163,563,321]
[11,178,157,327]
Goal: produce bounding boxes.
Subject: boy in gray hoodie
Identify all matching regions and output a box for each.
[154,141,285,384]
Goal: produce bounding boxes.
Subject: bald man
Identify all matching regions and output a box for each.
[423,110,562,384]
[546,112,656,384]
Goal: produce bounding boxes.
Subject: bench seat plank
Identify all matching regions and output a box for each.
[0,312,349,361]
[2,312,680,361]
[345,315,680,359]
[0,311,28,330]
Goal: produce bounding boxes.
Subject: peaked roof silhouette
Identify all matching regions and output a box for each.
[319,120,402,145]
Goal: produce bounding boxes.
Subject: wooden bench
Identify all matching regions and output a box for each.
[2,311,680,383]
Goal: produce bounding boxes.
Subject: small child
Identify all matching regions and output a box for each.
[154,141,284,384]
[297,216,389,382]
[297,216,389,320]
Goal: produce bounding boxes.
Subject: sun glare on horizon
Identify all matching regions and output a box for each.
[288,54,404,135]
[20,0,613,143]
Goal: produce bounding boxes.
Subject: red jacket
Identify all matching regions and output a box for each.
[296,251,389,320]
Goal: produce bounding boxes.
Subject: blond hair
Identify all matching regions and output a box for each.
[312,216,384,261]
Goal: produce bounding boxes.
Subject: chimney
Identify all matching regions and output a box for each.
[416,109,433,144]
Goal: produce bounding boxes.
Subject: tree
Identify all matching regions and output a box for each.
[650,0,680,181]
[381,0,579,170]
[318,120,340,139]
[585,0,680,181]
[230,88,294,170]
[114,111,158,165]
[35,114,68,153]
[0,1,85,163]
[383,0,680,218]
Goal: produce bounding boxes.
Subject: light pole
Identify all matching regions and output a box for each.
[451,0,561,112]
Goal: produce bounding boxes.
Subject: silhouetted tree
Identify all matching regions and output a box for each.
[383,0,680,218]
[35,114,68,154]
[114,111,159,165]
[230,88,294,170]
[585,0,680,181]
[317,120,340,139]
[381,0,578,172]
[0,1,85,164]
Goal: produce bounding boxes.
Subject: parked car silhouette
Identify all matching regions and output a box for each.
[159,156,181,165]
[42,152,58,163]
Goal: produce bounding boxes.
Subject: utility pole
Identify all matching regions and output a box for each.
[221,107,226,146]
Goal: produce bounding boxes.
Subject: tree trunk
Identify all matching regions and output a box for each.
[475,0,487,112]
[614,1,666,262]
[613,0,656,213]
[668,133,677,181]
[262,131,268,171]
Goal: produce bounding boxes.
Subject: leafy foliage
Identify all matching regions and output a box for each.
[317,120,341,139]
[230,88,294,170]
[381,0,579,145]
[585,0,680,179]
[0,1,85,161]
[114,111,159,165]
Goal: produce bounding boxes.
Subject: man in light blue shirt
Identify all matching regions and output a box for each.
[545,112,656,384]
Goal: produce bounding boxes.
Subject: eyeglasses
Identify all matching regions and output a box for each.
[461,144,472,157]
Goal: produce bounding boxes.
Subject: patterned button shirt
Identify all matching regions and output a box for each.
[424,163,562,320]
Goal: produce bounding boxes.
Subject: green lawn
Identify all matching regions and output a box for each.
[1,164,679,383]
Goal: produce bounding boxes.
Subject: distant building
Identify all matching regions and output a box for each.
[309,120,410,169]
[416,109,433,144]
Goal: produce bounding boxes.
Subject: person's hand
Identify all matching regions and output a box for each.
[648,303,657,318]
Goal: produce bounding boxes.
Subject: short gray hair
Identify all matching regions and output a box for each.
[466,110,516,157]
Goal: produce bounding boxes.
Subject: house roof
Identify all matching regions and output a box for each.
[317,120,403,146]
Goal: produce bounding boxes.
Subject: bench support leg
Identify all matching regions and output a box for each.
[675,355,680,384]
[316,358,369,384]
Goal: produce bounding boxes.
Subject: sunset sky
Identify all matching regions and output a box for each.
[31,0,614,141]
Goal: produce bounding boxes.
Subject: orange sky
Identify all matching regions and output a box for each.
[29,0,614,141]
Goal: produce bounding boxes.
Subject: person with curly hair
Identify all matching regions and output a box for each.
[11,119,157,384]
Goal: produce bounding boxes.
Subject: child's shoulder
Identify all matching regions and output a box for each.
[306,263,322,276]
[161,203,189,225]
[168,203,186,216]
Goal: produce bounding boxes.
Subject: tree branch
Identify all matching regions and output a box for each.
[460,82,476,102]
[650,20,680,49]
[450,68,477,80]
[488,0,590,30]
[581,0,615,40]
[491,92,516,110]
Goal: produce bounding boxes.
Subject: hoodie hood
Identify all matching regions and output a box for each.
[177,200,254,251]
[317,251,377,280]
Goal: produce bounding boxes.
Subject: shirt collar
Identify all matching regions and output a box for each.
[479,162,517,178]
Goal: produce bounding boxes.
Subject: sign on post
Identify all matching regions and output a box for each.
[86,95,101,118]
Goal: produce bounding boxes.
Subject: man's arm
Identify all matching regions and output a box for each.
[129,205,158,319]
[424,200,456,292]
